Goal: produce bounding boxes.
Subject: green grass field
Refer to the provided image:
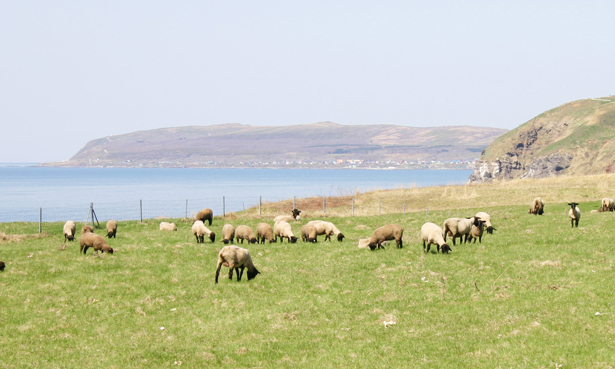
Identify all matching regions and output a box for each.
[1,199,615,368]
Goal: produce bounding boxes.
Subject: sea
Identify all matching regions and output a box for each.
[0,165,472,222]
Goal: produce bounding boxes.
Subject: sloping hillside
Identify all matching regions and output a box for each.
[470,96,615,182]
[46,122,507,168]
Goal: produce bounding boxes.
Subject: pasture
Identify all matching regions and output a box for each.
[1,198,615,367]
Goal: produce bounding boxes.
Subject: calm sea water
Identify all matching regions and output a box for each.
[0,166,471,222]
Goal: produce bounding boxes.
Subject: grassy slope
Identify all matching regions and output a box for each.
[2,176,615,367]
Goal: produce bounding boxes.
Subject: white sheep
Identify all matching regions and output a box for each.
[274,209,301,223]
[63,221,76,242]
[305,220,345,242]
[192,220,216,243]
[529,197,545,215]
[301,224,318,243]
[443,217,480,245]
[475,212,496,234]
[568,202,581,227]
[256,223,276,244]
[215,245,260,283]
[235,225,257,244]
[466,219,485,243]
[600,198,614,212]
[106,220,117,238]
[222,224,235,244]
[273,221,298,243]
[421,222,451,254]
[159,222,177,231]
[367,224,404,250]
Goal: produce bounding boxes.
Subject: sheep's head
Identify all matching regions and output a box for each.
[368,243,378,251]
[486,226,496,234]
[306,237,317,243]
[337,233,345,242]
[0,261,5,271]
[290,236,298,243]
[209,233,216,243]
[249,238,257,244]
[269,238,277,243]
[440,244,451,254]
[247,268,260,280]
[568,202,579,209]
[292,208,301,220]
[222,239,230,244]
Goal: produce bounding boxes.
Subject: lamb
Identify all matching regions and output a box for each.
[159,222,177,231]
[467,219,485,243]
[196,208,214,226]
[256,223,276,244]
[81,225,94,234]
[215,245,260,283]
[600,198,614,212]
[80,232,114,255]
[443,217,480,245]
[273,208,301,223]
[301,224,318,243]
[235,225,257,244]
[192,220,216,243]
[421,222,451,254]
[568,202,581,227]
[305,220,345,242]
[357,238,370,249]
[475,212,496,234]
[222,224,235,244]
[0,261,5,271]
[63,221,76,242]
[529,197,545,215]
[273,221,298,243]
[367,224,404,250]
[106,220,117,238]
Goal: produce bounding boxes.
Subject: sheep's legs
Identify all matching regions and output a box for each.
[237,266,245,281]
[228,268,234,280]
[215,264,222,284]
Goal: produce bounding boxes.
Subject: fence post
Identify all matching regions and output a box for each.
[403,203,406,215]
[352,197,355,216]
[185,199,188,219]
[223,196,226,217]
[426,207,429,215]
[39,207,42,234]
[293,196,296,209]
[379,200,381,216]
[259,196,262,215]
[90,203,94,226]
[140,200,143,222]
[323,197,326,215]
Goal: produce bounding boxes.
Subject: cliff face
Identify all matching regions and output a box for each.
[470,97,615,182]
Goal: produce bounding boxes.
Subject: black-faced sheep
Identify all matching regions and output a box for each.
[81,225,94,234]
[159,222,177,231]
[256,223,276,244]
[467,219,485,243]
[63,221,76,242]
[600,198,614,212]
[192,220,216,243]
[235,225,257,244]
[222,224,235,244]
[568,202,581,227]
[0,261,5,271]
[273,221,298,243]
[421,222,451,254]
[443,217,480,245]
[215,245,260,283]
[106,220,117,238]
[196,208,214,226]
[475,212,496,234]
[367,224,404,250]
[305,220,345,242]
[80,232,114,255]
[529,197,545,215]
[301,224,318,243]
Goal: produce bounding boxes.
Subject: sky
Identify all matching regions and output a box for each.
[1,1,614,163]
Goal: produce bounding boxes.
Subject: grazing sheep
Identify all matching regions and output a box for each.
[367,224,404,250]
[529,197,545,215]
[256,223,276,244]
[443,217,480,245]
[80,232,114,255]
[421,222,451,254]
[106,220,117,238]
[568,202,581,227]
[467,219,485,243]
[63,221,76,242]
[159,222,177,231]
[215,245,260,283]
[222,224,235,244]
[301,224,318,243]
[273,221,298,243]
[475,212,496,234]
[305,220,345,242]
[235,225,257,244]
[600,198,614,212]
[192,220,216,243]
[196,208,214,226]
[81,225,94,234]
[0,261,5,271]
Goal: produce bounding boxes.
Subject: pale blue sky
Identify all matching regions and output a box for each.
[1,1,614,162]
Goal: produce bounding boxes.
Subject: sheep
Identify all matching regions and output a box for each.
[159,222,177,231]
[196,208,214,226]
[600,198,614,212]
[222,224,235,244]
[63,221,76,242]
[273,221,298,243]
[529,197,545,215]
[235,225,257,244]
[301,224,318,243]
[568,202,581,227]
[273,208,301,223]
[79,232,114,255]
[466,219,485,243]
[421,222,451,254]
[357,238,370,249]
[81,225,94,234]
[443,217,480,245]
[305,220,345,242]
[106,220,117,238]
[256,223,276,244]
[192,220,216,243]
[215,245,260,283]
[367,224,404,250]
[475,212,496,234]
[0,261,5,271]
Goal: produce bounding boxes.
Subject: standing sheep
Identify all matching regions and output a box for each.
[301,224,318,243]
[256,223,276,244]
[159,222,178,231]
[273,221,298,243]
[63,221,76,242]
[80,232,114,255]
[367,224,404,250]
[235,225,257,244]
[600,198,614,212]
[466,219,485,243]
[192,220,216,243]
[215,245,260,283]
[305,220,345,242]
[568,202,581,227]
[421,222,451,254]
[475,212,496,234]
[222,224,235,244]
[529,197,545,215]
[443,217,480,245]
[196,208,214,226]
[106,220,117,238]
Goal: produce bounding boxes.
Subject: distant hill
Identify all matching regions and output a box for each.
[469,96,615,182]
[44,122,507,169]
